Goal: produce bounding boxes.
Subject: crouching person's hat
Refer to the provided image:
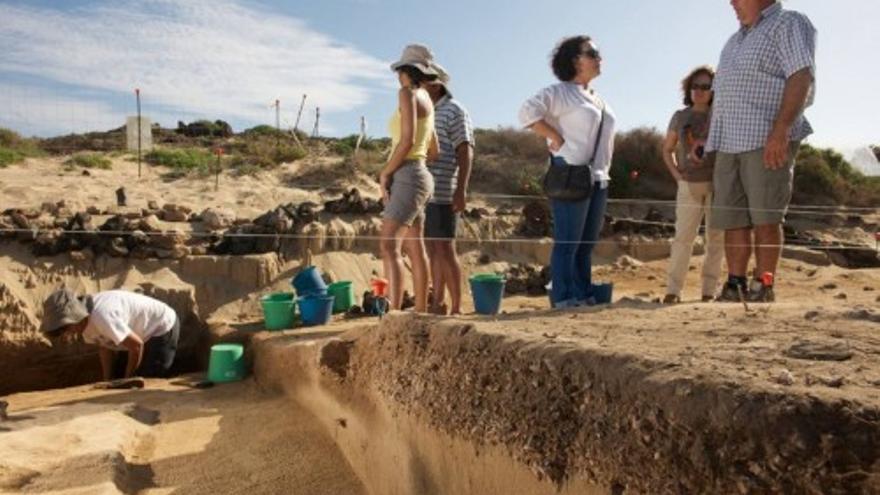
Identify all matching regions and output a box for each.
[40,289,89,336]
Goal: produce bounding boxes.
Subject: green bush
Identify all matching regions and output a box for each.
[63,152,112,170]
[0,147,25,167]
[243,125,285,138]
[145,148,215,175]
[0,128,44,167]
[793,144,880,206]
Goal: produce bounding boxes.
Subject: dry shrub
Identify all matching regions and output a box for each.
[470,127,547,196]
[610,127,673,199]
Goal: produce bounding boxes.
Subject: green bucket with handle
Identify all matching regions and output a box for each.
[207,343,246,383]
[327,281,356,314]
[261,292,296,330]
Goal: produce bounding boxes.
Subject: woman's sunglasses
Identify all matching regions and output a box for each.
[691,83,713,91]
[581,48,601,59]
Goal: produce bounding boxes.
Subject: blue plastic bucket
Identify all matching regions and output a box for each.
[292,266,328,297]
[469,274,506,315]
[591,282,614,304]
[298,294,335,326]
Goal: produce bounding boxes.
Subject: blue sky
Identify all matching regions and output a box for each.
[1,0,878,158]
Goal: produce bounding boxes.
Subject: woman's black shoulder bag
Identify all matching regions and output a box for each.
[542,108,605,201]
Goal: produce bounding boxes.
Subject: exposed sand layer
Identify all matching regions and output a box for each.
[1,379,365,494]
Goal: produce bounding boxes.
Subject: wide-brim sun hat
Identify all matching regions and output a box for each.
[40,288,89,334]
[390,43,442,76]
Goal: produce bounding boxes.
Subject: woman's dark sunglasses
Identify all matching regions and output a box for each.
[691,83,713,91]
[581,48,601,59]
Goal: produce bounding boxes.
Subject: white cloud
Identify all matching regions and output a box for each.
[0,83,128,136]
[0,0,389,132]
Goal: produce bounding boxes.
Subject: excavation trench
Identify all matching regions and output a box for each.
[245,311,880,495]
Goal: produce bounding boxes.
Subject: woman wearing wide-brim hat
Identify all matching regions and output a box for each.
[379,44,442,313]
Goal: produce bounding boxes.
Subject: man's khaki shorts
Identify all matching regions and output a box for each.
[711,143,799,230]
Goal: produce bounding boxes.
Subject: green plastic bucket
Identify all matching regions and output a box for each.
[207,343,246,383]
[327,281,355,314]
[261,293,296,331]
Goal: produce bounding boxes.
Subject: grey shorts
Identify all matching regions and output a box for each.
[424,203,458,240]
[383,160,434,226]
[712,143,799,229]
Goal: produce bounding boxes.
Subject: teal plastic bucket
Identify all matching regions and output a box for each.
[292,266,328,297]
[591,282,614,304]
[207,343,246,383]
[260,293,296,331]
[327,281,355,314]
[298,294,335,326]
[469,273,506,315]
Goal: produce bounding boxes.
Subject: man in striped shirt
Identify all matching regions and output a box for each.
[423,71,475,315]
[707,0,816,302]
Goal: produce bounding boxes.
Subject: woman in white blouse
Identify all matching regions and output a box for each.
[519,35,616,308]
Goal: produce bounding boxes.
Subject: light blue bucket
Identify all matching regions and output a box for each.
[469,274,506,315]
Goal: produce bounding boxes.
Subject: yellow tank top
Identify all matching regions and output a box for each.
[388,97,434,161]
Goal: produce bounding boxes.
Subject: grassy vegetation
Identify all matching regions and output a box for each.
[145,147,215,176]
[63,152,113,170]
[0,128,44,167]
[227,136,307,170]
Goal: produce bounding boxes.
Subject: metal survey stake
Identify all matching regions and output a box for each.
[135,88,142,178]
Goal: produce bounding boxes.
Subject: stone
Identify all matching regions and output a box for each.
[139,215,162,232]
[147,200,160,210]
[86,206,101,215]
[784,340,853,362]
[107,237,129,257]
[160,204,191,222]
[775,369,795,386]
[151,230,185,250]
[200,207,236,230]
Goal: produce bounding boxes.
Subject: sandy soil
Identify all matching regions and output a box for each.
[0,378,365,494]
[0,156,380,219]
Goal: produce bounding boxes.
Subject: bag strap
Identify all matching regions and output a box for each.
[588,102,606,167]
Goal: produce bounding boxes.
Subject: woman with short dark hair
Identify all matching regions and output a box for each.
[662,66,724,304]
[519,35,617,308]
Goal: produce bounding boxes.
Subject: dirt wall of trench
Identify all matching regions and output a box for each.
[253,314,880,495]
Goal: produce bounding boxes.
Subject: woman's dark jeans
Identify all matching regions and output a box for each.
[548,158,608,306]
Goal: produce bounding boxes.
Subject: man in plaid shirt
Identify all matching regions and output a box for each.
[707,0,816,302]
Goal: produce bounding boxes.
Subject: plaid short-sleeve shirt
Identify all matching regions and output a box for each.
[707,2,817,154]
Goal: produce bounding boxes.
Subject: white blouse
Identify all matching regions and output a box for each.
[519,82,616,184]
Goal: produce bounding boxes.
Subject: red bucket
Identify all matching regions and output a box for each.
[371,278,389,297]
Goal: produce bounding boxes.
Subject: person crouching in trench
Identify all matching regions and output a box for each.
[40,289,180,380]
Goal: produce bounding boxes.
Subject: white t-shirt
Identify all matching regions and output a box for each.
[519,82,617,185]
[82,290,177,349]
